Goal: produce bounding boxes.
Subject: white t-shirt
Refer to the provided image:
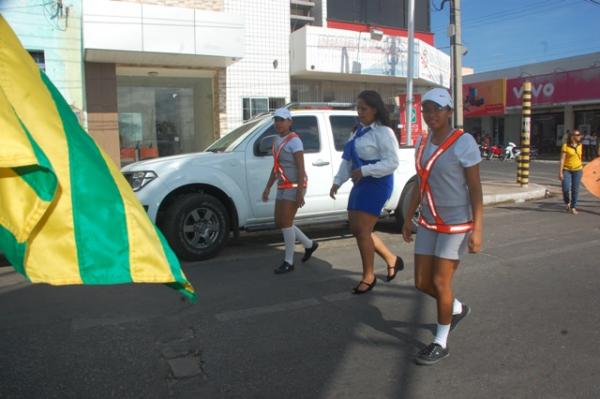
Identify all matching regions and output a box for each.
[273,134,304,183]
[582,134,591,145]
[333,122,400,186]
[417,131,481,207]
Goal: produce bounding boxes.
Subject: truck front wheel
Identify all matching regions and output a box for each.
[161,193,230,261]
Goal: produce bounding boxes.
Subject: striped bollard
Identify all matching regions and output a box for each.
[518,81,532,186]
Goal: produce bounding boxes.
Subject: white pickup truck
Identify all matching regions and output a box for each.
[122,106,417,261]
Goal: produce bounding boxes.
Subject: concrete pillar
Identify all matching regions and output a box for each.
[564,104,574,133]
[85,62,120,166]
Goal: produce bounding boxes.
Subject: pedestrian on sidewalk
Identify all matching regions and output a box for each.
[401,88,483,366]
[330,90,404,294]
[582,131,592,161]
[559,129,584,215]
[262,108,319,274]
[591,131,598,159]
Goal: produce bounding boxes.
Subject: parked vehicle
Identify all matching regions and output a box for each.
[501,142,521,160]
[122,105,418,261]
[480,143,503,160]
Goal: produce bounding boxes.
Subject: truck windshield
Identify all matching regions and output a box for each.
[206,117,267,152]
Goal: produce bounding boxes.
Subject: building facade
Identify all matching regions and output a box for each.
[1,0,85,119]
[463,52,600,154]
[4,0,452,165]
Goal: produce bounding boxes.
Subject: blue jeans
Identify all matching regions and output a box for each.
[562,169,582,208]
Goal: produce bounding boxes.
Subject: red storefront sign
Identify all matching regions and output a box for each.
[462,79,506,117]
[507,66,600,107]
[398,94,423,145]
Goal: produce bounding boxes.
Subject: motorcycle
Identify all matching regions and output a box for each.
[501,142,520,161]
[486,144,503,160]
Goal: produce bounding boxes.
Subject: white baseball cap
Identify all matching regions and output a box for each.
[422,88,454,109]
[273,107,292,120]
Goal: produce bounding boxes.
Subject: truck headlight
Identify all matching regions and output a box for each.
[124,171,157,191]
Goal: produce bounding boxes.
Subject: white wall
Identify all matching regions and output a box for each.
[1,0,84,115]
[223,0,291,130]
[290,26,450,87]
[83,0,243,60]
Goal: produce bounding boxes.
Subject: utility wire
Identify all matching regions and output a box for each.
[432,0,571,33]
[432,0,450,12]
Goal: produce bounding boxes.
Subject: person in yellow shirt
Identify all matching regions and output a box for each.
[559,129,583,214]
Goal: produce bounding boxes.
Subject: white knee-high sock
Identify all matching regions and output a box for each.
[453,298,463,315]
[281,227,295,264]
[293,225,312,248]
[433,324,451,348]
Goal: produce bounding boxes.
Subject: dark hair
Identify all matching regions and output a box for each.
[357,90,392,128]
[567,129,581,144]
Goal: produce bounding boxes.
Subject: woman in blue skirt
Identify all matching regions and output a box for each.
[330,90,404,294]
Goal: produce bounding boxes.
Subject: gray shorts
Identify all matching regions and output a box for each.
[414,225,469,260]
[276,188,300,201]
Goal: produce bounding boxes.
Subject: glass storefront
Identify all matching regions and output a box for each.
[575,109,600,136]
[532,112,563,154]
[117,76,214,165]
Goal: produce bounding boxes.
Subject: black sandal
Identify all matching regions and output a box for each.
[386,256,405,282]
[352,277,377,295]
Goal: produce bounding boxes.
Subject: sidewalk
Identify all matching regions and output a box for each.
[482,180,548,205]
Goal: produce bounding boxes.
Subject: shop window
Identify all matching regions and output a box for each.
[330,115,359,151]
[243,97,287,121]
[28,50,45,71]
[117,76,214,165]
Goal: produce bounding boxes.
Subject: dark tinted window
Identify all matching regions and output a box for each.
[330,116,358,152]
[327,0,430,32]
[293,116,320,153]
[254,116,321,156]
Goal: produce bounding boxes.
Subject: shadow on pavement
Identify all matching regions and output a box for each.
[0,224,429,398]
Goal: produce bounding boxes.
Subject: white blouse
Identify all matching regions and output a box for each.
[333,122,400,186]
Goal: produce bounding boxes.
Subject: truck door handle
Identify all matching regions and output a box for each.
[312,160,330,166]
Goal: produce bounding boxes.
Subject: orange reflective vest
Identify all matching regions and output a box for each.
[272,132,308,190]
[415,129,474,234]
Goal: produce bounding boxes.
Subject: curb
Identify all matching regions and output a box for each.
[482,182,547,206]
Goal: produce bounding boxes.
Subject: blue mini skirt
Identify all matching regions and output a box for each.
[348,172,394,216]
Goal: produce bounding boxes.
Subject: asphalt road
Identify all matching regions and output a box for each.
[480,157,561,186]
[1,159,598,399]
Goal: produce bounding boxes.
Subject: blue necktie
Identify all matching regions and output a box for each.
[342,126,372,170]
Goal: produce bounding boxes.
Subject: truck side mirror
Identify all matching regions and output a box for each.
[257,135,276,156]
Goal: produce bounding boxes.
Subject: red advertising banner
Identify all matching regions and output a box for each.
[462,79,506,117]
[507,66,600,107]
[398,93,423,146]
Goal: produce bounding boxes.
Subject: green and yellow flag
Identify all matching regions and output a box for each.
[0,17,195,301]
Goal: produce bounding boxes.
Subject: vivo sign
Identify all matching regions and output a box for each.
[512,82,555,100]
[507,67,600,107]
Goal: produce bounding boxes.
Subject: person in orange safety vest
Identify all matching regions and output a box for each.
[262,108,318,274]
[402,88,483,366]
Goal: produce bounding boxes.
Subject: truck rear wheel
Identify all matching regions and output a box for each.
[161,193,230,261]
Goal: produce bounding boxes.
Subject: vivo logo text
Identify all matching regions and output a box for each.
[512,82,555,99]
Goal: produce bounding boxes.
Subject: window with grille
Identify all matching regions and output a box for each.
[28,50,45,71]
[243,97,287,121]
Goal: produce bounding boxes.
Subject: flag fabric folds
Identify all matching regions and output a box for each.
[0,17,196,301]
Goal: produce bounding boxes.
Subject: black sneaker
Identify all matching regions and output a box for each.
[301,241,319,262]
[415,343,449,365]
[274,261,294,274]
[450,304,471,331]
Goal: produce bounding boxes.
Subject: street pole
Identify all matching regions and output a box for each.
[518,81,532,186]
[450,0,463,128]
[405,0,415,145]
